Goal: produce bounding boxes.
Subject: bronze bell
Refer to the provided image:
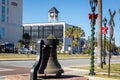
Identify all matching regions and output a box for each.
[38,39,64,76]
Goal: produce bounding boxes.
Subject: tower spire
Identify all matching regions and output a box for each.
[48,7,59,22]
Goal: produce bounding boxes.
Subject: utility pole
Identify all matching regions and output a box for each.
[97,0,103,68]
[108,9,116,76]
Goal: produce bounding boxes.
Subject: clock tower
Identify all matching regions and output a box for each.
[48,7,59,22]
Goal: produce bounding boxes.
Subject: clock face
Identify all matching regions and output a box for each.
[50,13,54,17]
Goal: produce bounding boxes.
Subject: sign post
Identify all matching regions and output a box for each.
[108,9,116,77]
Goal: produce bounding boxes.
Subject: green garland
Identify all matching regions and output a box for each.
[103,34,106,65]
[89,23,95,75]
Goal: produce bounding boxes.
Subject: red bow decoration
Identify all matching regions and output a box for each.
[88,13,98,25]
[102,27,108,35]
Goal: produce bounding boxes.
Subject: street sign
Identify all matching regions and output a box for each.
[108,9,116,39]
[108,9,116,27]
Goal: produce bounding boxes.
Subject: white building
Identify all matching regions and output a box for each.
[0,0,22,43]
[23,22,73,52]
[23,7,85,52]
[23,7,75,52]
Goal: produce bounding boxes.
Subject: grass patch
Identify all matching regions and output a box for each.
[0,53,90,60]
[79,63,120,74]
[77,63,120,79]
[58,54,90,58]
[0,53,37,60]
[95,74,120,79]
[97,64,120,74]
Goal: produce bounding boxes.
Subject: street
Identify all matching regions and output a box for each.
[0,58,90,68]
[0,56,120,68]
[0,56,120,80]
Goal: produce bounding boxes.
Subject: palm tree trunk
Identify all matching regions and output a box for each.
[97,0,103,68]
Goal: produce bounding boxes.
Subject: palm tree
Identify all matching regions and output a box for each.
[15,40,23,50]
[65,26,85,53]
[29,40,36,50]
[22,33,31,45]
[65,26,74,38]
[57,41,63,54]
[97,0,103,68]
[73,27,85,39]
[72,39,79,47]
[73,27,85,53]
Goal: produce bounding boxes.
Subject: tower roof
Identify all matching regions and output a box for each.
[48,7,59,13]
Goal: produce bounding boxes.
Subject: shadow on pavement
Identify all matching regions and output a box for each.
[38,74,88,80]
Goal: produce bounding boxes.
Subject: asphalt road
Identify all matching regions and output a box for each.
[0,56,120,68]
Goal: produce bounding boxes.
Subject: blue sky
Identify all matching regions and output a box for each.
[23,0,120,46]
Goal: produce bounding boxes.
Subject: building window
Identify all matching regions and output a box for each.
[1,6,5,22]
[2,0,5,4]
[11,2,18,6]
[7,8,9,15]
[7,16,8,22]
[2,6,5,14]
[0,27,5,39]
[1,15,5,22]
[7,0,9,5]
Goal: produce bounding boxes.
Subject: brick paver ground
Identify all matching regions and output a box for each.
[0,65,30,76]
[5,74,89,80]
[0,65,88,80]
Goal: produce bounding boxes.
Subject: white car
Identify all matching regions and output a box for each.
[18,48,30,54]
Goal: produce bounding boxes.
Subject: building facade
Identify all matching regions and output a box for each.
[23,22,73,52]
[0,0,22,43]
[23,7,85,52]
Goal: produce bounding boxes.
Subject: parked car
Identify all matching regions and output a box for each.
[31,49,37,54]
[5,43,14,53]
[112,51,119,55]
[0,43,14,53]
[0,44,5,53]
[18,48,30,54]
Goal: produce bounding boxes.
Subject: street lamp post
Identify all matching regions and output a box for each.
[102,17,108,65]
[88,0,98,75]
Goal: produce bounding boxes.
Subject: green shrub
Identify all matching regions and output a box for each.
[47,34,56,39]
[84,48,90,54]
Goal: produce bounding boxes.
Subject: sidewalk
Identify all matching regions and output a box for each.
[87,76,118,80]
[4,67,89,80]
[4,67,119,80]
[64,67,119,80]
